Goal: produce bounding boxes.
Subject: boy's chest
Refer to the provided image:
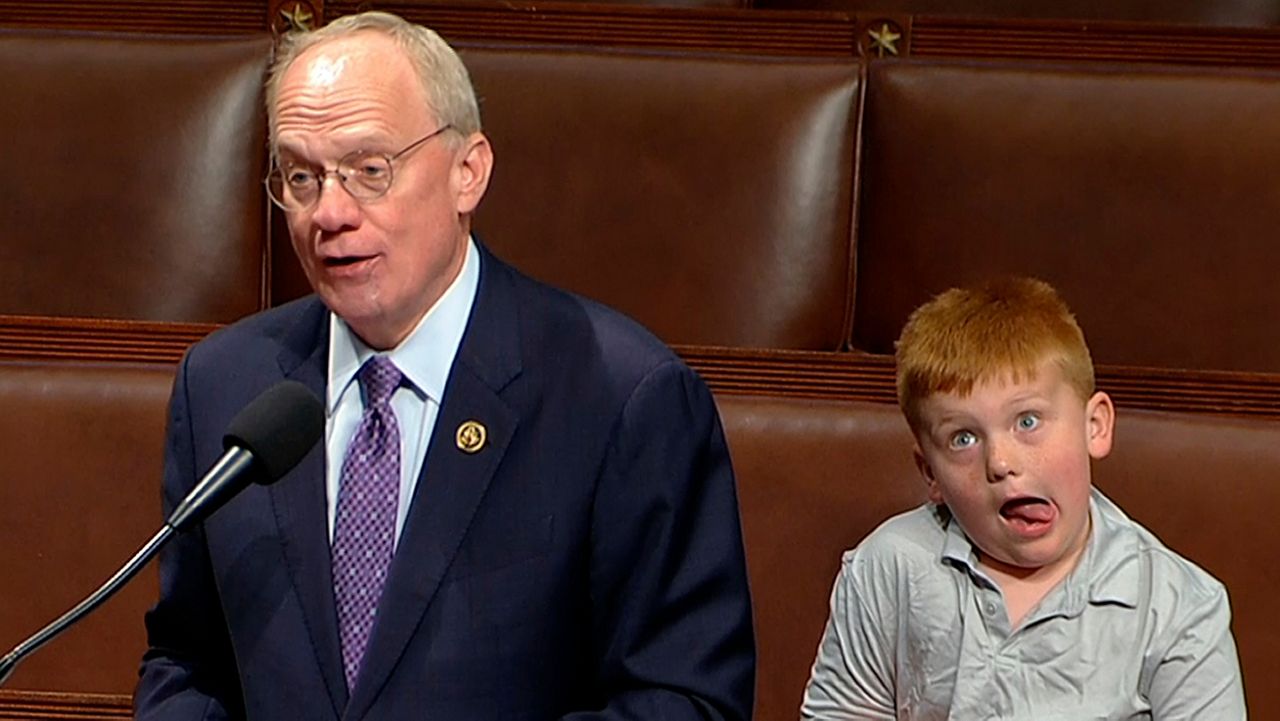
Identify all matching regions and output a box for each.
[897,579,1154,720]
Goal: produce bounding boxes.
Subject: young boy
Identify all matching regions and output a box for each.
[801,277,1245,719]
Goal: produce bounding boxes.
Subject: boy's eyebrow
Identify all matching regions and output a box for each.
[923,409,975,433]
[1001,389,1051,409]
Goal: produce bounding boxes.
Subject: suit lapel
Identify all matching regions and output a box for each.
[345,247,524,719]
[266,298,350,716]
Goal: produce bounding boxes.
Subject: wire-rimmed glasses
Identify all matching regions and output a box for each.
[265,124,453,211]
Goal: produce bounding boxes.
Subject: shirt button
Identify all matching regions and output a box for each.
[985,601,997,616]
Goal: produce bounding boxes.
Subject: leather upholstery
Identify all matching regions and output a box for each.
[0,31,271,323]
[0,360,173,692]
[718,395,924,721]
[853,58,1280,373]
[463,45,859,350]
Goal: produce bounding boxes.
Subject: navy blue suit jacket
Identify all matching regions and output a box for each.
[134,247,756,720]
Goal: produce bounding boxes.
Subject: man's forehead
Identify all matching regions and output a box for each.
[287,33,407,90]
[274,34,428,137]
[303,53,350,90]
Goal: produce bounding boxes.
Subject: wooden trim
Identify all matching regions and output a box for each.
[0,315,217,364]
[0,317,1273,418]
[0,689,129,719]
[5,1,1280,70]
[677,345,1280,419]
[322,1,1280,69]
[909,15,1280,67]
[0,0,267,34]
[330,0,860,56]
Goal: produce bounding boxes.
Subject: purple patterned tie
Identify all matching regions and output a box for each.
[332,356,402,691]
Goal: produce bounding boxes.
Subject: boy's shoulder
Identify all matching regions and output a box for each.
[1092,490,1228,604]
[839,503,950,580]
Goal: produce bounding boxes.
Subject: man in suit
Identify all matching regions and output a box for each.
[133,11,755,720]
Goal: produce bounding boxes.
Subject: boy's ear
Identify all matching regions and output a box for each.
[913,443,945,504]
[1085,391,1116,460]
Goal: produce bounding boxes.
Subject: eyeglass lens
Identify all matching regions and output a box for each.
[266,151,395,210]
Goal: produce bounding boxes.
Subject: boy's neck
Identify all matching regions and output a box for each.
[978,514,1092,629]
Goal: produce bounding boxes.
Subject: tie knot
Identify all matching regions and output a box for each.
[358,356,402,406]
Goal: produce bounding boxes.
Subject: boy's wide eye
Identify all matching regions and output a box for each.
[1017,413,1041,431]
[948,430,978,450]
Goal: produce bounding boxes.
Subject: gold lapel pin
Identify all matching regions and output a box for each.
[456,420,487,454]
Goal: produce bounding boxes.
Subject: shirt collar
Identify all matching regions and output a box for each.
[940,505,977,570]
[327,236,480,414]
[1077,488,1142,608]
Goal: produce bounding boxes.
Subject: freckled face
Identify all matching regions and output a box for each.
[913,361,1114,578]
[273,33,476,349]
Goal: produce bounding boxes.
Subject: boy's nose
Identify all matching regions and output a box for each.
[985,435,1020,482]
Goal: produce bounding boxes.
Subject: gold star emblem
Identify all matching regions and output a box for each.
[867,23,902,58]
[278,2,316,33]
[456,420,488,454]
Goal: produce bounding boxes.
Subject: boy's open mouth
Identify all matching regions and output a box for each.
[999,497,1054,532]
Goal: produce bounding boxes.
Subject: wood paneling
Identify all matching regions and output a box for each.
[910,16,1280,66]
[679,346,1280,419]
[0,316,216,364]
[0,690,129,719]
[331,0,860,56]
[0,0,266,33]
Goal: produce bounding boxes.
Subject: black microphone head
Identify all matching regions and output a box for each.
[222,380,324,485]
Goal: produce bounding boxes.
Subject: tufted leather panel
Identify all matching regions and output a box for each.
[0,31,272,324]
[853,58,1280,373]
[0,361,173,694]
[458,45,860,350]
[716,394,925,720]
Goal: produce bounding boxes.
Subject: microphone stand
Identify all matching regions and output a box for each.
[0,525,174,687]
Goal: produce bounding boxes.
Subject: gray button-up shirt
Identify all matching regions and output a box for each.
[801,489,1246,720]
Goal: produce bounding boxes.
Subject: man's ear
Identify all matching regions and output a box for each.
[1086,391,1116,460]
[453,131,493,215]
[914,444,944,504]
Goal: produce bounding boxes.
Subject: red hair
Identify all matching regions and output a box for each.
[895,277,1095,432]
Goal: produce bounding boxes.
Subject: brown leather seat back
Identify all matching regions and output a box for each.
[853,58,1280,373]
[1098,408,1280,709]
[717,394,925,720]
[0,361,174,694]
[460,44,860,350]
[0,31,271,324]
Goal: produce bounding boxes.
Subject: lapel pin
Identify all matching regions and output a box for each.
[456,420,487,454]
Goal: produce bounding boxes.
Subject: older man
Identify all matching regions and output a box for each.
[134,11,754,720]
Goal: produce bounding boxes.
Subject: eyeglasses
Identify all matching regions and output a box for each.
[265,124,453,211]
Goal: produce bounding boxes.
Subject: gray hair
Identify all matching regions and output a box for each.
[266,11,481,144]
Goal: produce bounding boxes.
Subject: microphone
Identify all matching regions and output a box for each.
[0,379,323,688]
[168,380,325,532]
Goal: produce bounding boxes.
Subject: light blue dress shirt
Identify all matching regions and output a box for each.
[802,488,1246,720]
[324,238,480,547]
